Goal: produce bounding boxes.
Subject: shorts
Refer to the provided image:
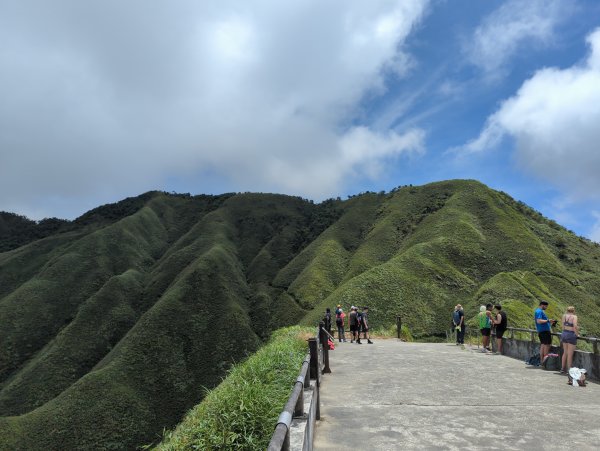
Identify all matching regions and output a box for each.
[496,328,506,339]
[350,324,358,332]
[538,330,552,345]
[480,328,491,337]
[561,330,577,345]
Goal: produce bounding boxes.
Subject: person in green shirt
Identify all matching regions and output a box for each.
[478,303,493,352]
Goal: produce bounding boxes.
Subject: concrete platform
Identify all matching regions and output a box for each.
[313,340,600,450]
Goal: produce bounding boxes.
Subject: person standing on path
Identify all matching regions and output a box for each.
[535,300,556,363]
[492,305,507,354]
[360,306,373,344]
[335,306,347,343]
[478,304,493,352]
[349,306,358,343]
[561,306,579,373]
[453,304,465,345]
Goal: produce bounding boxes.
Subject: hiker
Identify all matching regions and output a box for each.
[360,306,373,344]
[535,300,557,364]
[356,307,363,344]
[349,306,358,343]
[478,304,493,352]
[323,308,332,336]
[492,304,507,354]
[561,306,579,373]
[453,304,465,345]
[335,306,347,343]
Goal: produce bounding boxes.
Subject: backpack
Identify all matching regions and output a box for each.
[335,314,343,327]
[526,353,541,366]
[452,310,461,325]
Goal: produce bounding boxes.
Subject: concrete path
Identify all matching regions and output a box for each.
[314,340,600,450]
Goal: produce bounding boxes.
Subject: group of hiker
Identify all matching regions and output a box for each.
[455,300,581,375]
[452,303,507,353]
[324,305,373,344]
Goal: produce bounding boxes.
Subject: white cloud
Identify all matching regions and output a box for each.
[462,28,600,202]
[466,0,568,77]
[0,0,429,218]
[590,212,600,243]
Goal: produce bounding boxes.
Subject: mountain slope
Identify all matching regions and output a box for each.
[1,180,600,449]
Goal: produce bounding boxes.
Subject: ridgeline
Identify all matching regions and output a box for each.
[1,179,600,449]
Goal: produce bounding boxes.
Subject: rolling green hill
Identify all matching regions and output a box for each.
[1,180,600,449]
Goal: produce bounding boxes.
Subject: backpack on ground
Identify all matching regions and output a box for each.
[526,353,541,366]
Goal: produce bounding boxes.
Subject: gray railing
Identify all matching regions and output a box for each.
[502,327,600,353]
[449,325,600,379]
[267,323,331,451]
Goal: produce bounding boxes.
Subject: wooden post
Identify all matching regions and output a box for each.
[396,315,402,339]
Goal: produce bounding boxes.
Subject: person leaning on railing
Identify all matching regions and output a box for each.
[560,306,579,374]
[535,300,557,363]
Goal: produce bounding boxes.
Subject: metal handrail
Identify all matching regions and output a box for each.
[267,324,329,451]
[504,326,599,343]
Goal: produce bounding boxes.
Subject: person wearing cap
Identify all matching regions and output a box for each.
[335,307,346,343]
[349,306,359,343]
[535,300,557,363]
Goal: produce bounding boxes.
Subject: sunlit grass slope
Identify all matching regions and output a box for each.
[298,181,600,337]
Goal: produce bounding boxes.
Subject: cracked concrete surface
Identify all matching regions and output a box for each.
[313,340,600,450]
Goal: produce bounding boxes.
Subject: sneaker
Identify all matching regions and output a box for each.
[357,340,362,344]
[368,340,373,344]
[350,340,354,343]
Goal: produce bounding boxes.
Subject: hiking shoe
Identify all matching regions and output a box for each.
[357,340,362,344]
[368,340,373,344]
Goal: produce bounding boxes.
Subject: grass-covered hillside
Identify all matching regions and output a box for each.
[1,179,600,449]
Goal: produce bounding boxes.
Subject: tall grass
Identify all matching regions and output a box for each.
[156,326,312,451]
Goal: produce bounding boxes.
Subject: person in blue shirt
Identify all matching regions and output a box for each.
[535,300,557,363]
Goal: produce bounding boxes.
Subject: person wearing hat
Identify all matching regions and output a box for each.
[335,306,346,343]
[535,300,557,363]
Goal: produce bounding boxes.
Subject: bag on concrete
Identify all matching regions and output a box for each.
[526,353,540,366]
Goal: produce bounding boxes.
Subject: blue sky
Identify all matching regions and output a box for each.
[1,0,600,241]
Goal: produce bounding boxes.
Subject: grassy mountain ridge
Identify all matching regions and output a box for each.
[1,180,600,449]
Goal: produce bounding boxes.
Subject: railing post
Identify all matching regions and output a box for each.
[594,339,598,355]
[308,338,319,382]
[396,315,402,339]
[319,321,331,374]
[294,377,304,417]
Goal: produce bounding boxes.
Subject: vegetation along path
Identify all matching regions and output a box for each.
[314,340,600,450]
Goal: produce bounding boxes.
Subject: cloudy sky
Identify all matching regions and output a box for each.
[1,0,600,241]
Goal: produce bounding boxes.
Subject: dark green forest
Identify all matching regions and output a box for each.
[2,180,600,450]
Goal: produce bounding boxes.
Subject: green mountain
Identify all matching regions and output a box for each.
[1,180,600,449]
